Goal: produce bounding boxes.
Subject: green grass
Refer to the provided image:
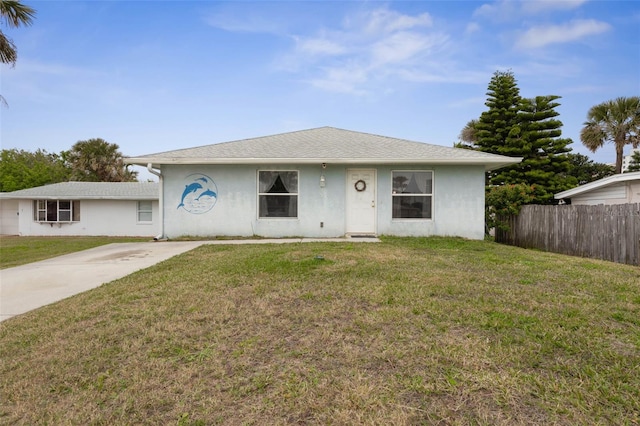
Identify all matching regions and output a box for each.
[1,237,639,424]
[0,236,151,269]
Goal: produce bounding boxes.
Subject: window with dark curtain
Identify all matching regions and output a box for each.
[258,171,298,218]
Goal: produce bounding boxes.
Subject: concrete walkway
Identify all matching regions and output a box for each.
[0,238,378,322]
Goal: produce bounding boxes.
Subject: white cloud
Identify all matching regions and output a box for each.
[309,64,369,95]
[395,68,488,85]
[295,36,348,56]
[465,22,481,34]
[522,0,588,14]
[203,4,295,35]
[360,8,433,34]
[204,14,282,34]
[371,31,447,66]
[516,19,611,48]
[279,6,452,95]
[473,0,519,21]
[474,0,588,20]
[510,59,582,79]
[208,4,466,95]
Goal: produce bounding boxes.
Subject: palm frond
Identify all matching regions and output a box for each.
[580,122,606,152]
[459,119,479,144]
[0,0,36,28]
[0,30,17,64]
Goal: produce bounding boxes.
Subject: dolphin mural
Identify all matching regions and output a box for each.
[177,182,202,209]
[177,173,218,214]
[195,189,217,201]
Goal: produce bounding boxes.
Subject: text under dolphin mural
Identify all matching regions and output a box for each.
[177,174,218,214]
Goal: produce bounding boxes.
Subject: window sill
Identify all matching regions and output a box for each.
[35,221,78,228]
[35,221,78,224]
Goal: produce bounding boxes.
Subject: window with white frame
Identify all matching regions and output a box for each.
[33,200,80,222]
[137,200,153,222]
[392,171,433,219]
[258,171,298,218]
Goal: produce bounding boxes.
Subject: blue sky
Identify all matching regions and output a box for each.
[1,0,639,181]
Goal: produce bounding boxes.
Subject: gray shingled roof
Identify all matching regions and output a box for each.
[127,127,521,171]
[0,182,159,200]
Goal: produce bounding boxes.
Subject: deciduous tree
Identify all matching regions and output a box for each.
[566,153,614,185]
[0,148,70,192]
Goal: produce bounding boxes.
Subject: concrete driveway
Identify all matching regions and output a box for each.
[0,241,206,322]
[0,238,378,322]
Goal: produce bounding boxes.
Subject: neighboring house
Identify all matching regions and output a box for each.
[0,182,159,236]
[554,171,640,205]
[127,127,520,240]
[622,148,640,173]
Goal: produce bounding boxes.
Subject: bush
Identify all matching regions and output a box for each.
[486,184,535,232]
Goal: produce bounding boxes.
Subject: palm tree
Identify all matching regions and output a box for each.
[580,96,640,174]
[66,138,138,182]
[1,0,36,105]
[459,119,479,145]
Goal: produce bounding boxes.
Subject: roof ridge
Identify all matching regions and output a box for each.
[130,126,339,158]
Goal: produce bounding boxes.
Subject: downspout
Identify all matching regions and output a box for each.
[147,163,165,240]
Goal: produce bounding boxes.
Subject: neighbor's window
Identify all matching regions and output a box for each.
[137,201,153,222]
[392,171,433,219]
[258,171,298,218]
[33,200,80,222]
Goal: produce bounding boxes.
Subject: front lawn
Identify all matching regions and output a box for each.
[1,237,638,424]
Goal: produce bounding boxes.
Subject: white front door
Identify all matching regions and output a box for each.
[346,169,376,235]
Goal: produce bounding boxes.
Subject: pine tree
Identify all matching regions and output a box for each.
[460,71,576,205]
[493,95,576,202]
[474,70,521,159]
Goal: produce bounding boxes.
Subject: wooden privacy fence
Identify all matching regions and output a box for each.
[496,203,640,266]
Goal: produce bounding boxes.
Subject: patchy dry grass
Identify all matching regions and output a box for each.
[0,236,151,269]
[1,237,639,425]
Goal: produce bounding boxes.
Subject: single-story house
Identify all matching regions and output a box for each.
[554,171,640,205]
[126,127,521,240]
[0,182,159,236]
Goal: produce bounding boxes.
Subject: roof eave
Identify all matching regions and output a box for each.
[0,195,158,200]
[555,172,640,199]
